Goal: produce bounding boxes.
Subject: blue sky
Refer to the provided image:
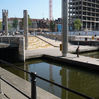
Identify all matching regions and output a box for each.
[0,0,61,19]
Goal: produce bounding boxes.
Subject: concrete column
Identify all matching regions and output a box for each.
[2,10,4,32]
[2,10,6,34]
[62,0,68,57]
[5,10,8,36]
[23,10,28,50]
[2,10,8,35]
[19,37,25,62]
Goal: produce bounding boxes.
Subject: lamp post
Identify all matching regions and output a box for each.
[62,0,68,57]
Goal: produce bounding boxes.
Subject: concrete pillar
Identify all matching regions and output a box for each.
[2,10,8,35]
[23,10,28,50]
[19,37,25,62]
[2,10,5,32]
[5,10,8,36]
[62,0,68,57]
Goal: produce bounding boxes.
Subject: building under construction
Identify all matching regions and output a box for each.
[69,0,99,31]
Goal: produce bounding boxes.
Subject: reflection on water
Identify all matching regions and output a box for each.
[1,59,99,99]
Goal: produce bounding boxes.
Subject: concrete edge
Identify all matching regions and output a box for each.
[35,36,58,47]
[0,67,60,99]
[42,54,99,71]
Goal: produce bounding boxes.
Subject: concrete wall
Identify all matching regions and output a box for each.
[37,33,75,41]
[0,36,25,61]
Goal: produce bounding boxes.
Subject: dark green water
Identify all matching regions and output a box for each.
[81,51,99,59]
[1,58,99,99]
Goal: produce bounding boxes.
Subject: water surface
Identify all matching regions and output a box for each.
[1,58,99,99]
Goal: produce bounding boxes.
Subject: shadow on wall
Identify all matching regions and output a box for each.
[0,47,19,63]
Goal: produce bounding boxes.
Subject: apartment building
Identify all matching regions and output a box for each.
[69,0,99,31]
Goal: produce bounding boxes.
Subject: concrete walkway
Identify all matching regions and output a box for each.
[0,67,60,99]
[0,92,8,99]
[26,36,99,70]
[36,35,99,53]
[26,47,99,66]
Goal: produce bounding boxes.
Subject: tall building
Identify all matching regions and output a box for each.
[69,0,99,31]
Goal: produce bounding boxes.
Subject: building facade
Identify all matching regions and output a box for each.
[69,0,99,31]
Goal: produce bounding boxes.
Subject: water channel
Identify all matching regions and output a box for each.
[81,51,99,59]
[1,57,99,99]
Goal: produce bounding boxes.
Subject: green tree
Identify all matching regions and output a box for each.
[50,21,55,32]
[12,18,18,30]
[28,15,32,27]
[8,23,12,30]
[21,15,32,28]
[74,19,82,31]
[0,21,2,30]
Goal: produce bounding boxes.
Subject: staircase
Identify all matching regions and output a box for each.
[27,36,54,50]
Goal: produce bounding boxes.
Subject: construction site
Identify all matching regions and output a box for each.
[69,0,99,31]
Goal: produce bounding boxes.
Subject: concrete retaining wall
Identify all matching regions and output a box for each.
[37,33,76,41]
[42,55,99,71]
[0,36,20,45]
[0,36,25,62]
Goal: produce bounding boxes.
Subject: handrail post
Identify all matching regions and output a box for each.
[0,75,1,94]
[30,72,36,99]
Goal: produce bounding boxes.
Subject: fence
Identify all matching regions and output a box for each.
[0,59,94,99]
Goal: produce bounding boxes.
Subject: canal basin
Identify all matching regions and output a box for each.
[1,58,99,99]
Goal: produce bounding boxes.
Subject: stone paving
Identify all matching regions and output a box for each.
[0,67,60,99]
[0,93,8,99]
[36,35,99,53]
[27,36,54,50]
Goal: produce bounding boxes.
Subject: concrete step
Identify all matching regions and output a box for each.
[27,36,53,50]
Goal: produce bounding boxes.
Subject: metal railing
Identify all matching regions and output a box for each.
[0,59,95,99]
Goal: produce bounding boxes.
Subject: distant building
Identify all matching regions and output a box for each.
[57,24,62,32]
[8,18,55,32]
[8,18,22,32]
[55,18,62,32]
[30,18,50,32]
[69,0,99,31]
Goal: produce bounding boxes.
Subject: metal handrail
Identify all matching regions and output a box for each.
[0,59,94,99]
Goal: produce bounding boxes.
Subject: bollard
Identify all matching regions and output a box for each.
[30,72,36,99]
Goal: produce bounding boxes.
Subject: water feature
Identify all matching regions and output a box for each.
[1,58,99,99]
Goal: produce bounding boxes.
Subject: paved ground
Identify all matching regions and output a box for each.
[0,93,8,99]
[0,67,60,99]
[26,47,99,66]
[27,36,54,50]
[36,36,99,53]
[26,35,99,69]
